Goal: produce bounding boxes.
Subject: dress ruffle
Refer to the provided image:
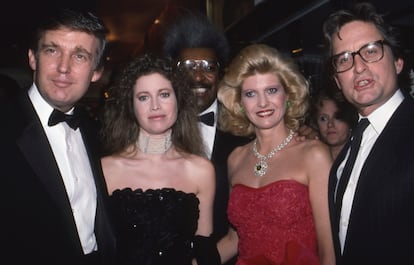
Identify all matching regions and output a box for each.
[110,188,200,265]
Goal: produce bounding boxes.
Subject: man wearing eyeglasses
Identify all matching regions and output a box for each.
[323,2,414,265]
[163,11,250,265]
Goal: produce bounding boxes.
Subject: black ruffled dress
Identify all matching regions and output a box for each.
[109,188,200,265]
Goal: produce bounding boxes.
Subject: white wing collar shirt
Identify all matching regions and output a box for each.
[337,89,404,252]
[198,99,218,159]
[28,84,98,254]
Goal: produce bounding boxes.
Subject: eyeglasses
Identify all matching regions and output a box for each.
[177,59,219,73]
[331,40,388,73]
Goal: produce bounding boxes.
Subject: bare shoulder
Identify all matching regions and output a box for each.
[101,154,119,168]
[100,154,127,192]
[294,138,331,163]
[291,139,332,186]
[184,154,216,192]
[227,142,252,180]
[101,155,112,163]
[101,153,135,168]
[189,154,214,171]
[185,154,215,177]
[228,142,252,164]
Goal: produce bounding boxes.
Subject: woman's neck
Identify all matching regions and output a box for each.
[137,129,172,154]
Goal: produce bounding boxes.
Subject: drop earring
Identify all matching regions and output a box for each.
[285,100,291,109]
[239,106,245,114]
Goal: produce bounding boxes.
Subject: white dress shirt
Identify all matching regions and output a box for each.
[199,100,218,159]
[337,89,404,252]
[28,84,98,254]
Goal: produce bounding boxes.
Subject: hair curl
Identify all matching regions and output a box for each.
[162,11,229,73]
[323,2,402,74]
[30,8,108,70]
[99,53,204,157]
[217,44,309,137]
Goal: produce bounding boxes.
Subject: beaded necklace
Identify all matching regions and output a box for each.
[137,129,172,154]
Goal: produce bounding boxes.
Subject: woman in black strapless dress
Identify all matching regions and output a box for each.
[99,54,219,265]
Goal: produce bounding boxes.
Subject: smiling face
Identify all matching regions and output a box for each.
[178,47,219,113]
[332,21,403,116]
[28,27,102,112]
[133,72,177,136]
[241,73,287,130]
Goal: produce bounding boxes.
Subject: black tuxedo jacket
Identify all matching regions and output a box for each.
[328,96,414,265]
[0,90,116,265]
[210,129,251,241]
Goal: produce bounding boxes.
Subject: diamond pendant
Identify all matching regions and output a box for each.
[254,160,268,177]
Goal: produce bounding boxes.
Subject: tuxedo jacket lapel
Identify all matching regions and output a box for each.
[1,89,116,264]
[328,139,351,259]
[332,98,414,264]
[346,98,411,227]
[17,121,72,210]
[16,95,82,240]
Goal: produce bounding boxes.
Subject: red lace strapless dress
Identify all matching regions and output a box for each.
[228,180,320,265]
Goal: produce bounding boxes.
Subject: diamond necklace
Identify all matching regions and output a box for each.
[252,129,294,177]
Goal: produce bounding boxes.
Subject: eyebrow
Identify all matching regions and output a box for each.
[40,41,94,60]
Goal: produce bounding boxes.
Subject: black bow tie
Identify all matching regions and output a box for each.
[48,109,81,130]
[199,111,215,126]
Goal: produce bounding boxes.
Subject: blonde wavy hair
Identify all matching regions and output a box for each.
[218,44,309,137]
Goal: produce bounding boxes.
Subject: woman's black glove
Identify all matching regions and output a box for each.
[193,235,221,265]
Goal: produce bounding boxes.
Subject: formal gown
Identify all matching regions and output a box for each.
[228,180,320,265]
[109,188,200,265]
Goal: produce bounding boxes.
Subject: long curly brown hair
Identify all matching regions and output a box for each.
[99,53,204,157]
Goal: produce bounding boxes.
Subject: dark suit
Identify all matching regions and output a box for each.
[328,96,414,265]
[0,89,116,265]
[211,129,250,241]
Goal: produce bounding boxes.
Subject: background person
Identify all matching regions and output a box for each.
[162,11,251,254]
[310,88,358,159]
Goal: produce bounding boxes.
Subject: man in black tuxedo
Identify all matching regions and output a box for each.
[324,2,414,264]
[0,9,116,265]
[163,11,250,263]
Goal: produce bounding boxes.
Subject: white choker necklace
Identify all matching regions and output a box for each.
[252,129,294,177]
[137,130,172,154]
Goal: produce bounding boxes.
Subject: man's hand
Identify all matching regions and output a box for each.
[295,124,319,141]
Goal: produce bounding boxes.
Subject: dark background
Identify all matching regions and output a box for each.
[1,0,413,98]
